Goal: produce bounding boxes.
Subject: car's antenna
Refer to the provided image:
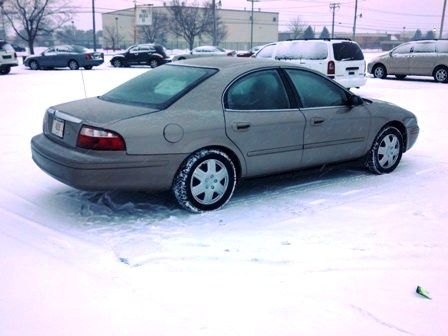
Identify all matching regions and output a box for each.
[80,70,88,98]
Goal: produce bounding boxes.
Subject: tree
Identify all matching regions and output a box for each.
[288,17,305,39]
[425,30,435,40]
[168,0,213,51]
[204,3,227,45]
[3,0,72,54]
[303,25,315,39]
[412,29,422,40]
[103,25,124,51]
[138,10,168,44]
[320,26,330,39]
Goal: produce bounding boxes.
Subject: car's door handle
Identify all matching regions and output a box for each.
[232,122,251,131]
[311,117,325,125]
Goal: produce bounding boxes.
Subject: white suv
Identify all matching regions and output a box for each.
[255,39,366,88]
[0,41,18,75]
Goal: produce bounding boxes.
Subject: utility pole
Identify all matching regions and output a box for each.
[212,0,217,45]
[352,0,358,40]
[133,0,137,44]
[247,0,259,49]
[92,0,97,51]
[330,3,340,39]
[441,0,447,39]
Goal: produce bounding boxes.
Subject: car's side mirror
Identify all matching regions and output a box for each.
[347,95,363,107]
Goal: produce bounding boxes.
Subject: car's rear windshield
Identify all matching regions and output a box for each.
[0,42,14,52]
[101,65,218,109]
[332,42,364,61]
[275,41,328,60]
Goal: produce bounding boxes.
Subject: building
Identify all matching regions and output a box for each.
[102,5,279,50]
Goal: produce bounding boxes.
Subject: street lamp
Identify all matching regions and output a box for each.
[115,17,119,51]
[247,0,260,49]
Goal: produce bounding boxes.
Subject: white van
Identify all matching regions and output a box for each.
[0,41,18,75]
[255,39,367,88]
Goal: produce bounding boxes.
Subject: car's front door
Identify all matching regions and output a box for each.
[224,69,306,177]
[285,69,370,168]
[40,48,57,67]
[127,47,139,64]
[388,43,413,74]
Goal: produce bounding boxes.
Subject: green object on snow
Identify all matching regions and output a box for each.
[416,286,432,299]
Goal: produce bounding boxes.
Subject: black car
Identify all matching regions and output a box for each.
[24,45,104,70]
[110,44,171,68]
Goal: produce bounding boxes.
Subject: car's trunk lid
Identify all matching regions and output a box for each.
[43,97,158,148]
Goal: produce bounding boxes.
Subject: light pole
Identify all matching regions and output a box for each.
[441,0,447,39]
[115,17,119,50]
[71,20,76,44]
[352,0,358,40]
[92,0,97,51]
[212,0,216,46]
[247,0,259,49]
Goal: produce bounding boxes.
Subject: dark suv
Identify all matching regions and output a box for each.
[110,44,171,68]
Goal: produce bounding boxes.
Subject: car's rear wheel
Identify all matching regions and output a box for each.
[68,60,79,70]
[395,74,406,80]
[84,65,93,70]
[0,66,11,75]
[29,60,39,70]
[178,56,186,60]
[365,126,403,174]
[149,59,159,68]
[373,64,387,79]
[434,66,448,83]
[112,59,122,67]
[172,149,237,213]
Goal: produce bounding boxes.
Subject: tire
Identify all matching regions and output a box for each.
[29,60,39,70]
[395,74,406,80]
[68,60,79,70]
[373,64,387,79]
[433,66,448,83]
[84,65,93,70]
[178,56,186,60]
[112,59,122,68]
[365,126,404,174]
[0,67,11,75]
[172,149,237,213]
[149,59,159,68]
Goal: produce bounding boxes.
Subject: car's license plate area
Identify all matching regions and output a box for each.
[51,118,65,138]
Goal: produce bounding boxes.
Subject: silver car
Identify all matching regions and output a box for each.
[31,58,419,212]
[368,40,448,83]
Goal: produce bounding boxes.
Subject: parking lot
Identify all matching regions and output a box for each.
[1,57,447,335]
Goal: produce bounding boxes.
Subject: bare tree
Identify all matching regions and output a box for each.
[138,10,168,44]
[168,0,213,51]
[103,25,124,51]
[288,17,305,39]
[3,0,72,54]
[204,4,227,45]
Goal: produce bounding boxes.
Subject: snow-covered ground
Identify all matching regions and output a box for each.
[1,55,447,336]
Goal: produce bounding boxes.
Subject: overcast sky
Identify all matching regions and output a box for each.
[73,0,447,36]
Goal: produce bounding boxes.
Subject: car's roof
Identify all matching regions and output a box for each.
[172,57,292,71]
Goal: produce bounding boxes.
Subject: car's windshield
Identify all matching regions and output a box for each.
[101,65,218,108]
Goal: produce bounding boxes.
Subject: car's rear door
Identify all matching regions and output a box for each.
[332,41,365,81]
[409,41,437,75]
[284,68,370,167]
[223,68,306,177]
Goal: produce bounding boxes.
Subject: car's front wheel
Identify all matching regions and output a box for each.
[84,65,93,70]
[112,59,122,67]
[68,60,79,70]
[365,126,403,174]
[373,64,387,79]
[173,149,237,212]
[29,60,39,70]
[149,59,159,68]
[434,66,448,83]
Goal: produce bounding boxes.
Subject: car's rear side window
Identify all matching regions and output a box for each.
[414,42,436,53]
[332,42,364,61]
[437,41,448,53]
[101,65,217,108]
[276,41,328,60]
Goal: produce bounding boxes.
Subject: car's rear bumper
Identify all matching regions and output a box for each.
[85,59,104,66]
[31,133,187,192]
[0,62,18,68]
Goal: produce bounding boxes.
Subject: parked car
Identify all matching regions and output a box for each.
[368,40,448,83]
[110,44,171,68]
[31,58,419,213]
[24,45,104,70]
[254,38,367,88]
[236,45,264,57]
[0,41,18,75]
[172,46,236,61]
[11,44,26,52]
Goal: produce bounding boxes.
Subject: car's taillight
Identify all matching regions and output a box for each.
[14,52,17,58]
[77,126,126,151]
[327,60,335,75]
[85,53,92,60]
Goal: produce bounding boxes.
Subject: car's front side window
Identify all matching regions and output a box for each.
[256,44,276,59]
[393,43,413,55]
[226,69,290,110]
[286,69,348,108]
